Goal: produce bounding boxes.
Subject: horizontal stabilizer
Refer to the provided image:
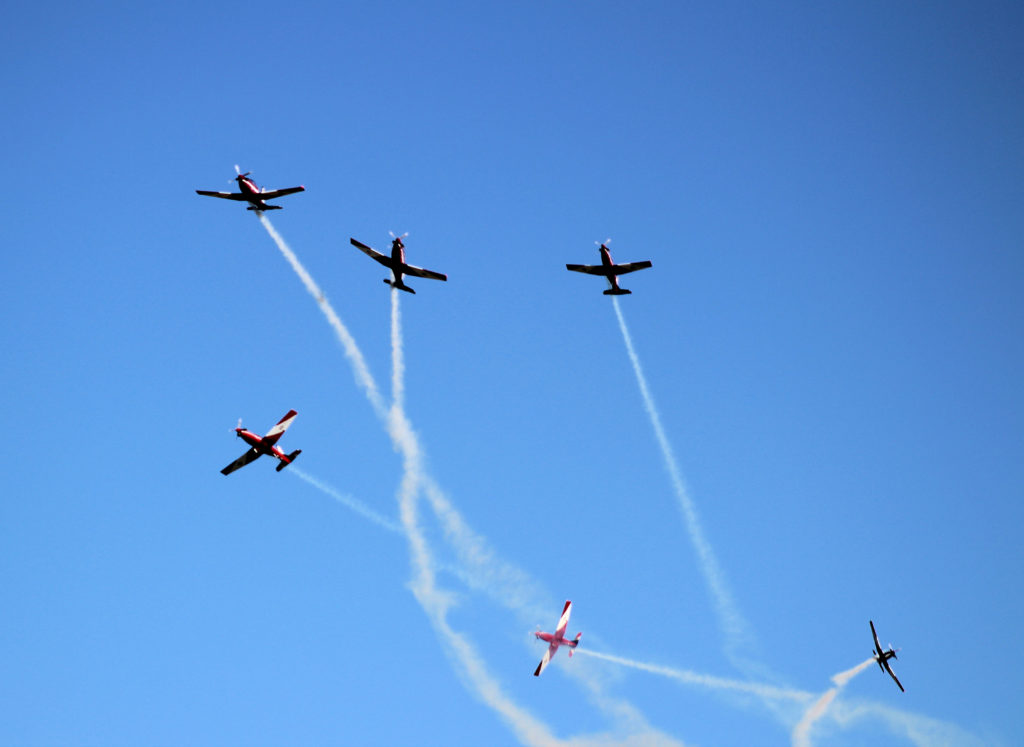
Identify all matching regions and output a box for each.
[603,288,631,295]
[247,205,283,211]
[276,450,302,471]
[384,278,415,294]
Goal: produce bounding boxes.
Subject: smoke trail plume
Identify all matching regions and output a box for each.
[611,298,753,665]
[791,657,874,747]
[577,648,812,705]
[390,287,405,410]
[258,214,386,419]
[289,467,403,533]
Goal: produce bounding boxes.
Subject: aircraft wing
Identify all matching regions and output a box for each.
[609,260,653,276]
[262,409,298,446]
[881,658,905,692]
[534,641,559,677]
[350,238,393,268]
[554,600,573,639]
[196,190,249,201]
[259,186,305,200]
[221,448,261,475]
[402,264,447,281]
[565,263,609,276]
[869,620,883,653]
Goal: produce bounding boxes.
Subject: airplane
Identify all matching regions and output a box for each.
[566,241,652,295]
[870,620,904,692]
[533,600,582,677]
[221,410,302,475]
[349,234,447,294]
[196,166,305,211]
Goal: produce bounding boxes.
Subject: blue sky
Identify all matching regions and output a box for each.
[2,2,1022,745]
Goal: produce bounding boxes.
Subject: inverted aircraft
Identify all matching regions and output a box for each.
[196,167,305,211]
[870,620,904,692]
[221,410,302,475]
[533,600,582,676]
[566,242,652,295]
[349,234,447,294]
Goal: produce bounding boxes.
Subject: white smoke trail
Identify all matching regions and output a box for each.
[421,476,551,623]
[390,287,405,410]
[577,648,812,705]
[257,214,386,419]
[289,467,403,533]
[791,657,874,747]
[828,700,991,747]
[611,297,752,665]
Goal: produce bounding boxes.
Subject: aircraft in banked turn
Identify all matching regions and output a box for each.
[534,601,582,676]
[349,234,447,294]
[196,167,305,211]
[221,410,302,475]
[870,620,904,692]
[566,242,652,295]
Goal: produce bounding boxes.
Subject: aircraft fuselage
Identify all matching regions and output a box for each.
[534,631,579,650]
[386,238,412,290]
[599,244,625,292]
[236,175,273,210]
[236,428,286,460]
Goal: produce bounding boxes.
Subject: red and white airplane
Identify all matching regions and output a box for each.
[221,410,302,475]
[196,167,305,211]
[870,620,904,692]
[566,242,652,295]
[350,234,447,294]
[533,600,582,676]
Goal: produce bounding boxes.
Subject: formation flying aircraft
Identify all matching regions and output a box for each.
[221,410,302,475]
[533,600,582,676]
[349,234,447,294]
[196,167,305,211]
[566,242,652,295]
[870,620,904,692]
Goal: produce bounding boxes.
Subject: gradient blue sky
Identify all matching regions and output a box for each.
[2,2,1022,745]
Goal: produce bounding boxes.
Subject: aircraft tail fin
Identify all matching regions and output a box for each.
[276,450,302,471]
[603,288,631,296]
[384,278,415,294]
[568,632,582,656]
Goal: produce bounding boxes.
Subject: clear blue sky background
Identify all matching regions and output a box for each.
[2,2,1021,745]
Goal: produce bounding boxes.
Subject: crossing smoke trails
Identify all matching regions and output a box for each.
[258,215,574,742]
[261,217,981,747]
[791,657,874,747]
[611,297,753,666]
[385,291,678,746]
[256,218,677,745]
